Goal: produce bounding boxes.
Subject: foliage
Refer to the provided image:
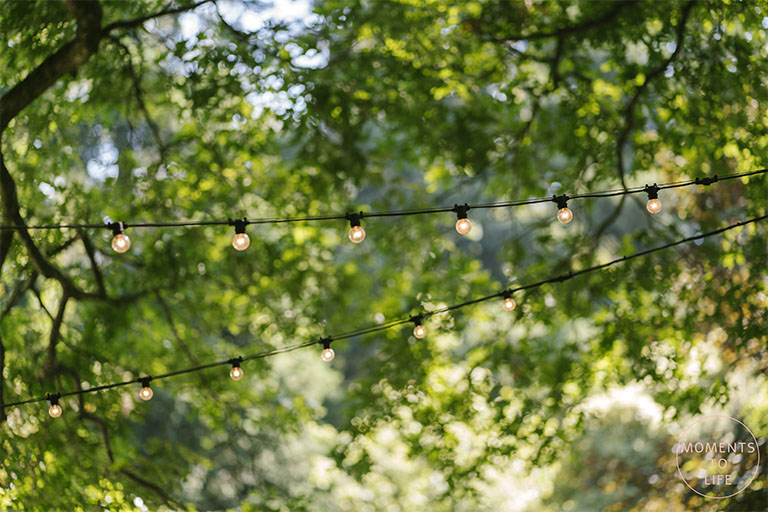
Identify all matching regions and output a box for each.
[0,0,766,510]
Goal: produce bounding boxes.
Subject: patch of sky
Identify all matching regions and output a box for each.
[86,138,120,181]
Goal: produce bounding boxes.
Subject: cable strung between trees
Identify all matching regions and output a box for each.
[3,214,765,416]
[0,170,764,252]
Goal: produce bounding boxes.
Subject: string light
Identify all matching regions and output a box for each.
[553,195,573,224]
[412,316,426,339]
[320,338,335,362]
[229,357,244,380]
[109,222,131,253]
[47,393,62,418]
[502,291,516,311]
[138,378,153,401]
[645,184,662,214]
[0,171,763,252]
[230,218,250,251]
[454,203,472,235]
[346,212,366,243]
[3,215,765,417]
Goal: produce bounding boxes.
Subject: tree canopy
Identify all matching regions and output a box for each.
[1,0,766,510]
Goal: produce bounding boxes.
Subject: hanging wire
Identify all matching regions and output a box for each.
[0,169,763,231]
[3,213,765,412]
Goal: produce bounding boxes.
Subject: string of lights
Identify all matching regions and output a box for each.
[4,214,765,418]
[0,169,764,253]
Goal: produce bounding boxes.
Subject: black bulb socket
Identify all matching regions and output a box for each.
[346,212,363,229]
[644,184,660,200]
[229,218,248,234]
[453,203,470,220]
[552,194,570,210]
[108,221,126,236]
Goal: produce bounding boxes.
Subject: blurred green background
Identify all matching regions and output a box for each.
[0,0,766,510]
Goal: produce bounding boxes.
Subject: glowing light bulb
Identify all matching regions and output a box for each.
[232,232,250,251]
[453,203,471,235]
[230,365,244,381]
[111,233,131,253]
[346,213,366,244]
[644,184,662,215]
[109,221,131,253]
[47,394,62,418]
[139,386,153,401]
[503,296,516,311]
[413,324,426,339]
[230,218,250,251]
[455,218,472,235]
[321,347,335,362]
[557,207,573,224]
[320,339,335,362]
[646,198,662,214]
[552,195,573,225]
[138,379,153,401]
[48,403,62,418]
[348,225,366,243]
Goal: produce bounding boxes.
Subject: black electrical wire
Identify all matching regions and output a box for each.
[3,213,765,411]
[0,169,763,231]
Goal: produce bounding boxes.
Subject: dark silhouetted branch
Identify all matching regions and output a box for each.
[615,1,695,188]
[79,231,107,297]
[481,2,632,43]
[0,0,103,132]
[101,0,213,35]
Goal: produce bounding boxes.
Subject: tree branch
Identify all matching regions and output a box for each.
[59,363,183,509]
[2,157,153,304]
[108,37,167,156]
[155,292,217,393]
[42,292,70,380]
[0,229,12,275]
[615,1,694,188]
[79,231,107,297]
[585,194,628,258]
[1,270,40,418]
[0,6,110,303]
[0,0,201,305]
[550,36,564,88]
[101,0,213,35]
[0,0,103,132]
[480,2,632,43]
[0,333,5,422]
[120,468,180,508]
[1,271,38,319]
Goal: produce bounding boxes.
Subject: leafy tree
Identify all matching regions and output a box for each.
[1,0,766,510]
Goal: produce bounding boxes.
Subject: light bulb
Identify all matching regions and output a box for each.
[557,207,573,224]
[139,386,153,401]
[321,347,335,362]
[413,324,426,339]
[455,218,472,235]
[503,297,516,311]
[230,365,244,381]
[48,403,62,418]
[109,221,131,253]
[646,198,662,214]
[348,225,366,243]
[232,232,250,251]
[111,233,131,253]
